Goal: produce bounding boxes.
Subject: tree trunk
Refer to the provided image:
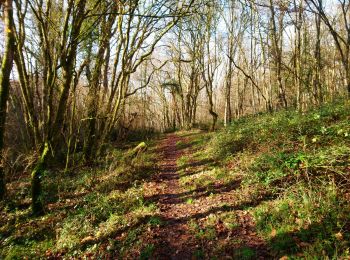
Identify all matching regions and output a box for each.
[209,105,218,131]
[313,11,322,104]
[31,142,49,216]
[85,13,116,161]
[294,0,302,111]
[31,0,87,214]
[0,0,15,199]
[269,1,287,108]
[345,64,350,96]
[224,64,232,126]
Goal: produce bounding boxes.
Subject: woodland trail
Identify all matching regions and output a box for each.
[144,133,270,259]
[148,134,197,259]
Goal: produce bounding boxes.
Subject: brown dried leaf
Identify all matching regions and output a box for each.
[270,229,277,238]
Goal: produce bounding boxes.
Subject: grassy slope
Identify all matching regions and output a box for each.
[0,141,161,259]
[177,100,350,259]
[2,100,350,259]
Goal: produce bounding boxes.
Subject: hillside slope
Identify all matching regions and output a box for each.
[1,100,350,259]
[188,99,350,258]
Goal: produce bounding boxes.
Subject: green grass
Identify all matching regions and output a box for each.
[175,140,188,150]
[0,141,160,258]
[140,243,155,260]
[3,100,350,258]
[253,181,350,258]
[233,247,257,259]
[188,219,217,241]
[217,101,350,258]
[176,155,189,168]
[179,167,231,191]
[178,100,350,258]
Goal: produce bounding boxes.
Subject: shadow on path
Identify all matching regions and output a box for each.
[146,134,271,259]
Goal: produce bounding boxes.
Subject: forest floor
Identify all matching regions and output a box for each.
[2,100,350,259]
[142,133,269,259]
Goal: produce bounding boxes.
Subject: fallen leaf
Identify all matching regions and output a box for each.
[270,229,277,238]
[81,236,95,244]
[295,218,303,226]
[298,242,311,247]
[335,232,343,241]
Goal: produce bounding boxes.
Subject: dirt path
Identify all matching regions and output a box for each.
[144,133,269,259]
[148,134,197,259]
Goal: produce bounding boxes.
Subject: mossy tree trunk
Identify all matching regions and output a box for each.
[30,0,87,214]
[0,0,15,199]
[31,142,49,216]
[201,5,219,132]
[85,12,116,161]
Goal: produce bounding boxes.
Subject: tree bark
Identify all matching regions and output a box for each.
[313,10,322,104]
[269,0,287,108]
[31,0,87,214]
[31,142,49,216]
[0,0,15,199]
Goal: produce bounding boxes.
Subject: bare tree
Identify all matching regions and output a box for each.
[0,0,15,199]
[307,0,350,94]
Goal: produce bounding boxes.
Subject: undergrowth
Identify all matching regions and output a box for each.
[0,140,159,258]
[2,100,350,258]
[181,100,350,258]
